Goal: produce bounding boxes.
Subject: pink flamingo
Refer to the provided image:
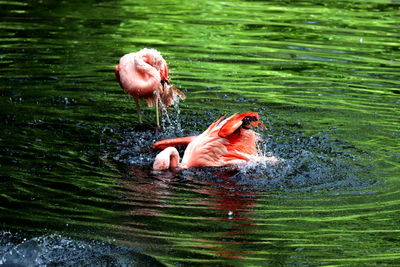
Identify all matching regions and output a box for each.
[115,48,185,126]
[152,112,278,170]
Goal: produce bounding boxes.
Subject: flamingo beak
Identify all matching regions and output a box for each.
[251,120,266,129]
[241,115,266,130]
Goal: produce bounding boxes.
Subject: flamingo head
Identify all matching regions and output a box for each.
[240,114,266,130]
[218,112,265,138]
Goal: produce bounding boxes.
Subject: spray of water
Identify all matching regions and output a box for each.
[155,91,184,134]
[0,232,162,266]
[101,108,376,192]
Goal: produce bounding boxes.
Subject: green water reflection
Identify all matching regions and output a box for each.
[1,0,399,265]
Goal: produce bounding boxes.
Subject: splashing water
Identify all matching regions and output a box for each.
[1,0,398,265]
[154,90,185,131]
[102,109,375,193]
[0,232,163,266]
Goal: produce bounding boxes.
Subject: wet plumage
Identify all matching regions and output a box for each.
[115,48,185,126]
[153,112,277,170]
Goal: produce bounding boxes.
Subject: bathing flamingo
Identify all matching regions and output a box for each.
[153,112,278,170]
[115,48,185,126]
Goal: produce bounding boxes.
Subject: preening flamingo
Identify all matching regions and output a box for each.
[115,48,185,126]
[153,112,278,170]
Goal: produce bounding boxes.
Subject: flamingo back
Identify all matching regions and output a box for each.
[181,113,262,168]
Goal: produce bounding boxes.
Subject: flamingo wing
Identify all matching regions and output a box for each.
[153,136,197,150]
[218,112,260,138]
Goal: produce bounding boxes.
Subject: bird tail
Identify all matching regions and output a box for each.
[161,86,186,107]
[145,85,186,107]
[171,86,186,100]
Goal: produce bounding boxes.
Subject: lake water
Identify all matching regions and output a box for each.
[1,0,399,265]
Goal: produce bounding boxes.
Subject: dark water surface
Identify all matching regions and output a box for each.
[1,0,399,265]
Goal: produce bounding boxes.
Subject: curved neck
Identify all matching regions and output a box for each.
[153,147,180,170]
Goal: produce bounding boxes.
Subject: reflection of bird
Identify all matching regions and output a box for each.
[115,48,185,126]
[153,112,278,170]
